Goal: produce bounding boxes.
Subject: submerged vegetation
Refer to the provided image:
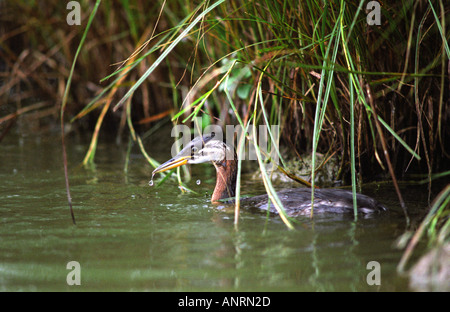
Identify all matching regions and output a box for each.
[1,0,449,271]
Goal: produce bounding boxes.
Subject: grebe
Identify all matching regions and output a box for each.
[152,133,387,216]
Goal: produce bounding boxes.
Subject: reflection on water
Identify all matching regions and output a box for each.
[0,133,429,291]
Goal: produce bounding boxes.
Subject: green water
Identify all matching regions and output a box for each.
[0,133,427,291]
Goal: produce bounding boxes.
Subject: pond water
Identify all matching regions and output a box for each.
[0,131,430,291]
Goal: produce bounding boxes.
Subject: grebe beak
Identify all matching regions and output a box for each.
[152,156,189,175]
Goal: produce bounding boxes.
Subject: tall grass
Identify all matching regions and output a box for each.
[397,183,450,273]
[60,0,102,225]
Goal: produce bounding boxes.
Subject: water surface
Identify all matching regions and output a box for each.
[0,133,428,291]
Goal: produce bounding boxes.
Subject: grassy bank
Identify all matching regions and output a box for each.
[2,1,449,174]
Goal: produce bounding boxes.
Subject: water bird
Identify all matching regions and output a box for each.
[152,133,387,216]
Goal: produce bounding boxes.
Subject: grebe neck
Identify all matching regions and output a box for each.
[211,159,237,202]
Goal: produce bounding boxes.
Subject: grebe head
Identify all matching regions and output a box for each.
[152,133,235,175]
